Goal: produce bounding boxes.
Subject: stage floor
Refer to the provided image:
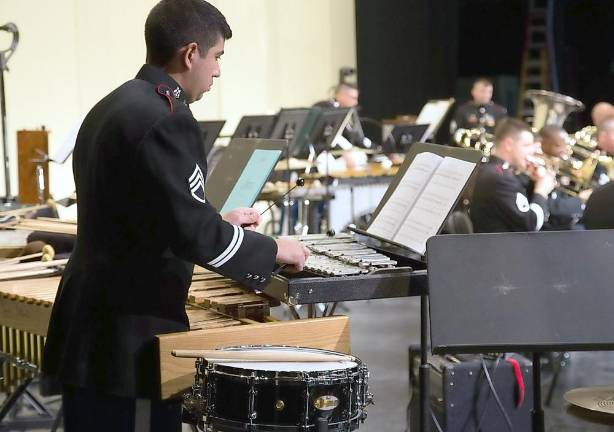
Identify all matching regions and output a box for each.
[2,296,613,431]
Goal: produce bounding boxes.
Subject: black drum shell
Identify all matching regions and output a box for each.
[204,363,364,430]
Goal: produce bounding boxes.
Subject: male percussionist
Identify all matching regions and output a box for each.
[42,1,309,431]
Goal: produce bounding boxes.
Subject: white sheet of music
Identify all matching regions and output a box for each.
[367,152,443,240]
[393,157,475,254]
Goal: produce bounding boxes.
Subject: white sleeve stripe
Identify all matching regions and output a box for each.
[189,172,203,189]
[529,203,545,230]
[214,227,244,267]
[208,225,239,267]
[188,165,202,183]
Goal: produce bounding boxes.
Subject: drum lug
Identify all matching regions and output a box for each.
[248,374,258,424]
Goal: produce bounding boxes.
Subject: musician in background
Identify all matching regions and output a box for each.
[450,77,507,136]
[583,181,614,229]
[536,126,584,230]
[471,118,556,233]
[42,2,309,431]
[314,82,359,109]
[593,116,614,184]
[591,102,614,126]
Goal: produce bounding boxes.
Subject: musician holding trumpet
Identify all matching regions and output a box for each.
[41,1,309,431]
[471,118,557,233]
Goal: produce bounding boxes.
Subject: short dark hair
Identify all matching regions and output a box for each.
[539,125,565,142]
[473,77,493,87]
[494,117,531,146]
[335,82,358,93]
[145,0,232,67]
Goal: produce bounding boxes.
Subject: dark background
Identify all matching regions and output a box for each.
[355,0,614,133]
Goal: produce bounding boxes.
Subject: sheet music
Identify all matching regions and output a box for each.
[367,152,443,240]
[220,149,283,213]
[416,99,453,141]
[393,157,475,254]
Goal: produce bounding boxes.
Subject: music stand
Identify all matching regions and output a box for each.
[389,124,430,153]
[205,138,286,213]
[232,115,277,139]
[197,120,225,157]
[309,108,353,154]
[426,230,614,432]
[268,108,314,159]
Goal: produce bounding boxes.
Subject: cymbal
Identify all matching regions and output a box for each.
[564,386,614,415]
[565,404,614,426]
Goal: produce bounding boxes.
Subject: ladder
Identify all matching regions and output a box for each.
[518,0,551,122]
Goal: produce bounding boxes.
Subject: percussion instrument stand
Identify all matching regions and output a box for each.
[0,23,18,202]
[0,353,61,430]
[418,291,431,432]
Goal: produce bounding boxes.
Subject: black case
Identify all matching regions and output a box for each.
[408,349,533,432]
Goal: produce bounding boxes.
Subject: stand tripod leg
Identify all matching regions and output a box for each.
[50,403,63,432]
[545,352,561,407]
[0,377,33,422]
[23,389,52,416]
[419,293,431,432]
[531,352,545,432]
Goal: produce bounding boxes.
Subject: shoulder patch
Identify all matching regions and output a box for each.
[515,193,530,213]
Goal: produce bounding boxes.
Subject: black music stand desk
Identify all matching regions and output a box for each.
[427,230,614,432]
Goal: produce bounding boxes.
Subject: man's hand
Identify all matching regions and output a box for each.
[222,207,261,230]
[528,165,557,198]
[275,237,310,272]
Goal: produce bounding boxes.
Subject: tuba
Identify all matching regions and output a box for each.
[525,89,585,131]
[526,90,600,196]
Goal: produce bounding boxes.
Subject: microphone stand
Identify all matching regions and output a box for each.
[0,23,19,203]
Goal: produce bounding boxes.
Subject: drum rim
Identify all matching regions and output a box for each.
[208,413,363,429]
[203,345,362,374]
[206,366,362,382]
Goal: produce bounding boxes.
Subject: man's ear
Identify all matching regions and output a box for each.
[500,137,512,153]
[180,42,199,69]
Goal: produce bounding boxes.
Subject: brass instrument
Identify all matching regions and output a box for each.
[526,90,600,195]
[532,131,600,197]
[525,89,585,130]
[453,127,494,157]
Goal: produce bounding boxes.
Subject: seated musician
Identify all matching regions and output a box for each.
[591,101,614,127]
[313,82,370,170]
[450,77,507,136]
[537,126,584,230]
[583,181,614,229]
[314,82,359,110]
[470,118,556,233]
[41,1,309,431]
[593,116,614,184]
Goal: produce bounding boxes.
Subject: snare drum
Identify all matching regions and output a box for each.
[184,345,372,431]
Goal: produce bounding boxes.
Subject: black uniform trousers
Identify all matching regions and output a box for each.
[62,385,182,432]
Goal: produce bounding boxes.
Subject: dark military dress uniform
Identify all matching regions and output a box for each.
[470,156,549,233]
[42,65,278,430]
[450,101,507,134]
[583,182,614,229]
[543,189,584,231]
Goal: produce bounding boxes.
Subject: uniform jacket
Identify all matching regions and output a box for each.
[42,65,277,398]
[470,156,549,233]
[450,101,507,135]
[583,182,614,229]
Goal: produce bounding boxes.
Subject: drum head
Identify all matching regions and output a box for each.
[212,345,359,372]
